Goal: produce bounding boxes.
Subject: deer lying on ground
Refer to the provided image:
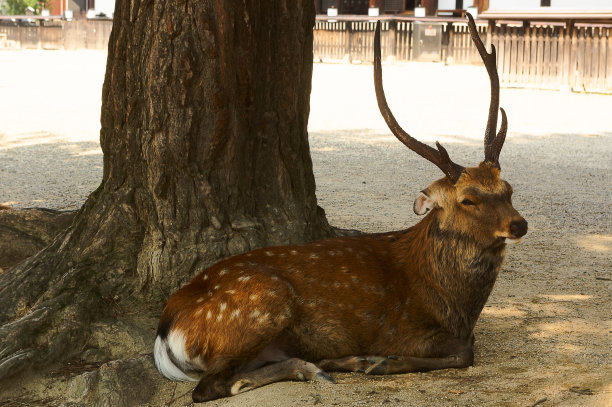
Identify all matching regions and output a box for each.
[154,14,527,402]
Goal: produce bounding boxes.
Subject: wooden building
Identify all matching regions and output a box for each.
[314,1,489,16]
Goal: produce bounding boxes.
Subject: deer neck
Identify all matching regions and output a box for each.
[392,212,506,340]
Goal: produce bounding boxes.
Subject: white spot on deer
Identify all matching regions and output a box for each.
[290,250,298,255]
[216,314,223,322]
[220,302,227,312]
[207,291,213,296]
[245,253,253,257]
[230,309,241,320]
[202,274,209,280]
[219,269,229,276]
[225,290,236,295]
[250,310,262,318]
[278,252,286,257]
[265,251,275,256]
[206,310,212,320]
[333,282,342,288]
[310,253,320,259]
[271,276,279,281]
[347,247,354,253]
[249,294,259,301]
[340,265,349,273]
[238,276,251,282]
[351,276,359,284]
[214,285,220,290]
[194,308,204,316]
[328,250,335,256]
[257,312,270,324]
[196,297,205,303]
[236,263,244,267]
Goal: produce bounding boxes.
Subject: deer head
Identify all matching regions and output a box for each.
[374,14,527,250]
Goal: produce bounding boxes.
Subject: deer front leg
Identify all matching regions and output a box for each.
[229,358,335,396]
[365,341,474,375]
[317,355,390,372]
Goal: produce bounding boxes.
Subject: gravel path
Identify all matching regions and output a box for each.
[0,50,610,406]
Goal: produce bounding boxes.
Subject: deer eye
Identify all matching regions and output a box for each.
[461,198,476,206]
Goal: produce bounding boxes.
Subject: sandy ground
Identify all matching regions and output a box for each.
[0,50,611,406]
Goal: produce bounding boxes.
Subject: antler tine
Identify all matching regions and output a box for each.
[373,21,464,183]
[466,13,504,165]
[487,107,507,166]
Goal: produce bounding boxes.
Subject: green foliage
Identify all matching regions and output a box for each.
[2,0,46,15]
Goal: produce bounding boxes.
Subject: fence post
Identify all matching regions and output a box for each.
[606,27,612,91]
[443,22,452,63]
[344,21,352,63]
[486,20,493,51]
[388,20,397,63]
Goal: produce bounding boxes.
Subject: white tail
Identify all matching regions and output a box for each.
[153,335,197,382]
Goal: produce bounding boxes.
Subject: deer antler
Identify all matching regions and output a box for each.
[466,13,507,167]
[373,22,465,183]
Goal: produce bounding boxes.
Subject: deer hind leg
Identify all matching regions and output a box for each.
[188,272,298,402]
[229,358,335,396]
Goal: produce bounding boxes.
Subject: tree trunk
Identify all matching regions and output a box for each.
[0,0,331,381]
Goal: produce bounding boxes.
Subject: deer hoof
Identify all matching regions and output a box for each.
[314,371,336,383]
[230,379,254,395]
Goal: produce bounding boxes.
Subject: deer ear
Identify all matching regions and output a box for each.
[413,191,436,215]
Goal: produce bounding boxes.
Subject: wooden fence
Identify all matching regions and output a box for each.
[490,23,612,92]
[1,17,610,93]
[314,17,488,65]
[314,16,612,93]
[0,19,112,50]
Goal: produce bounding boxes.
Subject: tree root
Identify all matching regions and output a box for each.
[0,208,76,271]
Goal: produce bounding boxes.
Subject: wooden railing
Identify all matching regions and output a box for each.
[314,16,612,93]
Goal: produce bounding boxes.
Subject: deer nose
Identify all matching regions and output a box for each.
[510,219,528,238]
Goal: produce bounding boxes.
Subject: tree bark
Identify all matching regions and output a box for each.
[0,0,331,381]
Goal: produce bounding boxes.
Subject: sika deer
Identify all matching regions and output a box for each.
[154,14,527,402]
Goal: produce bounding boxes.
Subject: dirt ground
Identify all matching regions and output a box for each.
[0,51,610,406]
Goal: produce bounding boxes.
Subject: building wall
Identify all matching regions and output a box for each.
[551,0,612,9]
[489,0,612,9]
[438,0,475,9]
[46,0,112,16]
